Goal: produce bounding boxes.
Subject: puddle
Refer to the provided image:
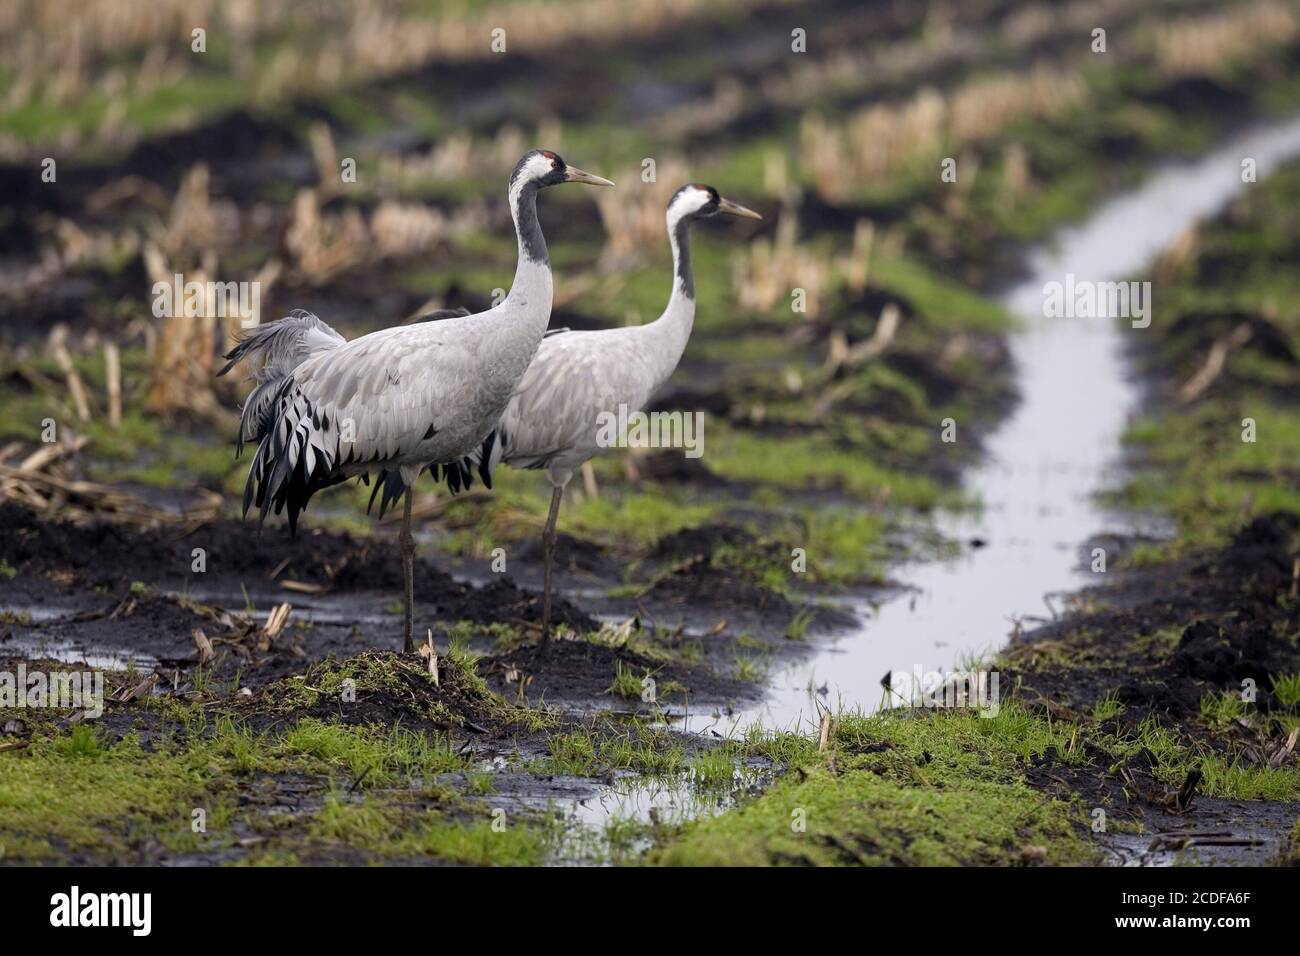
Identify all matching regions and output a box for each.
[551,766,765,864]
[2,603,161,670]
[710,114,1300,735]
[2,634,159,672]
[0,603,69,624]
[166,588,400,629]
[1098,798,1300,866]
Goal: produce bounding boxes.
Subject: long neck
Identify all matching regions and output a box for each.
[643,213,697,373]
[503,181,553,318]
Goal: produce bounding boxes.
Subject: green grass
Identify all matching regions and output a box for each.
[1112,157,1300,559]
[733,656,767,683]
[546,730,600,776]
[689,745,744,791]
[437,475,719,556]
[0,73,248,147]
[278,719,467,784]
[1198,690,1247,731]
[658,701,1104,865]
[0,346,241,489]
[0,731,232,861]
[543,723,687,778]
[567,491,717,548]
[784,607,815,640]
[1117,404,1300,556]
[871,256,1013,334]
[0,702,546,864]
[654,690,1300,865]
[707,428,955,507]
[400,814,553,865]
[310,789,397,844]
[1272,673,1300,712]
[655,767,1095,866]
[606,662,646,700]
[599,728,685,775]
[308,790,553,864]
[1120,714,1300,801]
[1196,755,1300,802]
[1091,690,1125,723]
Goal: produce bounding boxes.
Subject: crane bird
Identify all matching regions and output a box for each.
[403,183,760,649]
[219,150,613,653]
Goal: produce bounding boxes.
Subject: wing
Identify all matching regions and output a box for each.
[480,329,660,477]
[219,308,347,379]
[219,310,348,451]
[297,324,477,465]
[353,325,579,511]
[243,320,480,531]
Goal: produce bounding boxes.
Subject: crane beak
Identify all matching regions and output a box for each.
[564,166,615,187]
[717,197,762,220]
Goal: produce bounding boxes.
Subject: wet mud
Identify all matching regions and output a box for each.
[1002,513,1300,864]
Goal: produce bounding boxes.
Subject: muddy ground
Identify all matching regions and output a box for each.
[0,498,778,864]
[0,501,776,710]
[1006,513,1300,865]
[4,0,1300,866]
[3,475,1297,866]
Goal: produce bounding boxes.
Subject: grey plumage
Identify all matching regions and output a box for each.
[480,325,666,483]
[472,184,756,491]
[220,150,611,534]
[444,184,760,645]
[219,308,346,456]
[230,314,512,530]
[220,149,612,655]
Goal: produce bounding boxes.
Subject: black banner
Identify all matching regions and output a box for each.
[0,865,1281,941]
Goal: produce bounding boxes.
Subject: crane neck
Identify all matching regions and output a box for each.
[504,181,553,317]
[645,212,697,371]
[670,213,695,303]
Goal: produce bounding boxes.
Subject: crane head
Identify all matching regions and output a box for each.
[512,149,614,190]
[669,183,763,224]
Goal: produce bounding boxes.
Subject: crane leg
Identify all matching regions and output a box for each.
[400,489,416,654]
[539,483,564,650]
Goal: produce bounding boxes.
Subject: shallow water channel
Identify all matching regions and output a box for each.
[698,114,1300,736]
[559,116,1300,854]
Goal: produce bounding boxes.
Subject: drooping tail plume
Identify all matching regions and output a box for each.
[218,309,346,453]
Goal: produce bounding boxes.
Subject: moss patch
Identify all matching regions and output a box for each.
[655,704,1101,866]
